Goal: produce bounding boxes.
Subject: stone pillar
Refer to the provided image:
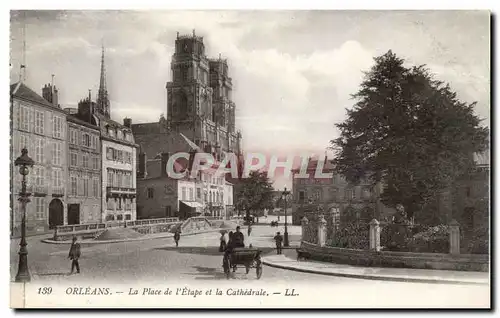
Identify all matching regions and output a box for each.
[301,216,309,243]
[317,215,327,247]
[53,227,58,241]
[369,219,381,252]
[449,219,460,254]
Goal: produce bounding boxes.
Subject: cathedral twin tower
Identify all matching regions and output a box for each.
[166,30,242,159]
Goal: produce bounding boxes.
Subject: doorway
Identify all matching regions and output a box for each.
[67,204,80,225]
[48,199,64,229]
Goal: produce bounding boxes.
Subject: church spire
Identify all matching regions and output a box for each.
[96,43,110,118]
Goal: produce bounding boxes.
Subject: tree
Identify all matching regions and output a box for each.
[234,170,274,230]
[331,50,489,219]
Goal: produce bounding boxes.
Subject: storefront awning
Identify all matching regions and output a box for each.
[180,201,204,209]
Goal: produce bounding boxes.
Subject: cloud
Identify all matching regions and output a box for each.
[9,10,490,190]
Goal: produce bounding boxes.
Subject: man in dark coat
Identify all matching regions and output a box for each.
[274,232,283,255]
[232,226,245,248]
[68,236,81,274]
[174,229,181,247]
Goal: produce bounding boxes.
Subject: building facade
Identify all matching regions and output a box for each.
[136,142,233,220]
[166,30,242,160]
[10,82,68,236]
[291,157,394,226]
[66,115,101,224]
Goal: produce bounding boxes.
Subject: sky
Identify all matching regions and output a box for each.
[9,10,490,189]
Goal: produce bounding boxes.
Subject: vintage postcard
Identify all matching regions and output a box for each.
[9,9,491,309]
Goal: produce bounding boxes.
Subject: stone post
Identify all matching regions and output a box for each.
[301,216,309,242]
[369,219,381,252]
[53,227,58,241]
[317,215,327,247]
[449,219,460,254]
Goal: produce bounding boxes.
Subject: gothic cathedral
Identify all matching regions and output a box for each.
[166,31,242,160]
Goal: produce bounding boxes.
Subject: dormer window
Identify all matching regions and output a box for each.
[117,130,123,140]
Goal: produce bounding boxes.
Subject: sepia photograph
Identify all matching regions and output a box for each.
[8,9,491,308]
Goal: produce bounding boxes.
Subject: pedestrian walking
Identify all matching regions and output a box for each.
[68,236,81,274]
[274,232,283,255]
[174,229,181,247]
[219,232,227,252]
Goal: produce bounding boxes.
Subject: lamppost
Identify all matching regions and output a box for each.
[14,148,34,283]
[282,187,292,247]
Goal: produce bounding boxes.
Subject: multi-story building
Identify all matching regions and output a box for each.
[65,113,101,224]
[165,30,242,160]
[76,46,138,222]
[10,81,67,236]
[291,157,394,226]
[135,132,233,220]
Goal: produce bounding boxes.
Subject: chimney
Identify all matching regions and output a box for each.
[42,77,59,107]
[123,118,132,128]
[138,152,147,179]
[161,152,170,177]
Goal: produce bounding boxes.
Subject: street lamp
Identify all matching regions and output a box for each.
[14,148,34,283]
[281,187,292,247]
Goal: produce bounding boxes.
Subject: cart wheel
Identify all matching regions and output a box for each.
[256,263,262,279]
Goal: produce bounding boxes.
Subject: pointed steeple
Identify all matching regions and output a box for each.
[96,43,110,118]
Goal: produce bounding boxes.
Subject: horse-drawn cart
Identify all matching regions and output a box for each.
[222,247,263,279]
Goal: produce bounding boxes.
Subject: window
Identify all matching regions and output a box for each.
[181,187,186,200]
[298,190,305,203]
[83,177,89,196]
[34,138,44,164]
[82,154,89,168]
[53,116,63,139]
[362,187,372,199]
[189,188,194,201]
[147,188,154,199]
[34,197,45,220]
[196,188,201,199]
[182,68,188,81]
[71,176,77,196]
[18,134,30,155]
[117,130,122,140]
[93,178,99,197]
[52,169,62,188]
[116,171,122,187]
[125,214,131,220]
[107,170,113,187]
[117,198,122,210]
[165,206,172,217]
[345,188,354,200]
[117,214,123,220]
[70,152,77,166]
[34,110,44,135]
[19,106,31,132]
[106,147,113,160]
[107,199,114,210]
[92,156,99,170]
[33,166,45,186]
[82,133,90,147]
[70,129,78,145]
[204,191,208,202]
[52,142,62,165]
[125,199,131,211]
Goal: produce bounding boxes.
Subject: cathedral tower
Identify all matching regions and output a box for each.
[166,30,242,159]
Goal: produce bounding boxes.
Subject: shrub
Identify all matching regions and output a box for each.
[408,225,450,253]
[467,225,489,254]
[328,222,370,250]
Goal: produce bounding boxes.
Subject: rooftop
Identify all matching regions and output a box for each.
[10,82,57,109]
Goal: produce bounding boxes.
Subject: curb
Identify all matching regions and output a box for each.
[41,229,221,245]
[262,258,489,286]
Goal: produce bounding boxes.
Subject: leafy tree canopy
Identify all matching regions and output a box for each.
[234,170,274,217]
[331,50,489,218]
